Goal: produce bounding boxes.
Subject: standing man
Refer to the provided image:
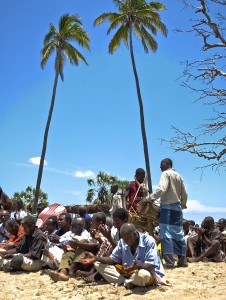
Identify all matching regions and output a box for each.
[140,158,188,268]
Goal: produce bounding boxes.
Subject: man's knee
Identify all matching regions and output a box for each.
[5,242,15,250]
[130,269,153,287]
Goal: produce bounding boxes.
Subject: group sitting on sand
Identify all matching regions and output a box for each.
[0,159,225,291]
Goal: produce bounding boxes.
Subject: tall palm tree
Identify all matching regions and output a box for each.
[94,0,167,193]
[33,14,90,213]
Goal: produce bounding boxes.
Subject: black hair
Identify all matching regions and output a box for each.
[92,212,106,224]
[204,216,214,225]
[21,215,36,226]
[5,219,19,230]
[135,168,145,175]
[60,213,72,224]
[188,220,195,226]
[161,158,173,167]
[113,208,128,222]
[78,206,87,214]
[47,216,58,228]
[14,200,24,210]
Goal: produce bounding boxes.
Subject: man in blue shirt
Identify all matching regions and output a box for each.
[80,223,170,288]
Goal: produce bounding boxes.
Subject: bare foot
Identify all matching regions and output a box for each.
[48,270,69,282]
[188,257,199,263]
[153,273,172,287]
[124,281,135,289]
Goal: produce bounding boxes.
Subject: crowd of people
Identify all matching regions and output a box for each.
[0,158,225,291]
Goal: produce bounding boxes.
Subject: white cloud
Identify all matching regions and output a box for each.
[73,170,95,178]
[186,200,226,213]
[63,190,83,196]
[29,157,48,166]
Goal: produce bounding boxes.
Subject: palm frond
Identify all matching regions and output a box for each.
[87,178,95,186]
[140,24,157,52]
[68,26,90,51]
[109,24,129,53]
[40,41,56,69]
[86,189,95,203]
[134,23,149,53]
[43,29,56,46]
[94,12,117,26]
[58,14,82,32]
[106,14,126,35]
[148,1,166,11]
[55,52,66,81]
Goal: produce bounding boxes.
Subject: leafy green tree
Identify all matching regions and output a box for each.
[86,171,128,204]
[94,0,167,193]
[13,186,49,208]
[34,14,90,213]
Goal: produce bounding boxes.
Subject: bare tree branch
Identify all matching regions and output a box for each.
[163,0,226,170]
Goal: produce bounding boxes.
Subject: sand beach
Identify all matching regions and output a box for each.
[0,262,225,300]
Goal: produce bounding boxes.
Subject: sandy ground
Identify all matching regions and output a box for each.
[0,262,225,300]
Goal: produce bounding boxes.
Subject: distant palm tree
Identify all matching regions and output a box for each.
[94,0,167,193]
[34,14,90,213]
[86,171,118,204]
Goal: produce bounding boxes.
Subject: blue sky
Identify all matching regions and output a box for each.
[1,0,225,225]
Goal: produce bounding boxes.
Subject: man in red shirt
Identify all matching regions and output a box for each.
[124,168,148,212]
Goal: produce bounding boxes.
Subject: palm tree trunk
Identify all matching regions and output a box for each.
[33,71,59,213]
[129,24,153,194]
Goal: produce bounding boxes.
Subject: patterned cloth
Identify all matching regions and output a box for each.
[0,224,24,249]
[159,202,186,256]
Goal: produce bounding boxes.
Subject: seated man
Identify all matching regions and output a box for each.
[43,216,59,238]
[0,219,24,251]
[49,213,72,243]
[80,223,171,289]
[0,210,11,245]
[0,215,44,272]
[47,212,107,282]
[189,216,225,263]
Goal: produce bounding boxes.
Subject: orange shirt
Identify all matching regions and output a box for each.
[0,224,24,249]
